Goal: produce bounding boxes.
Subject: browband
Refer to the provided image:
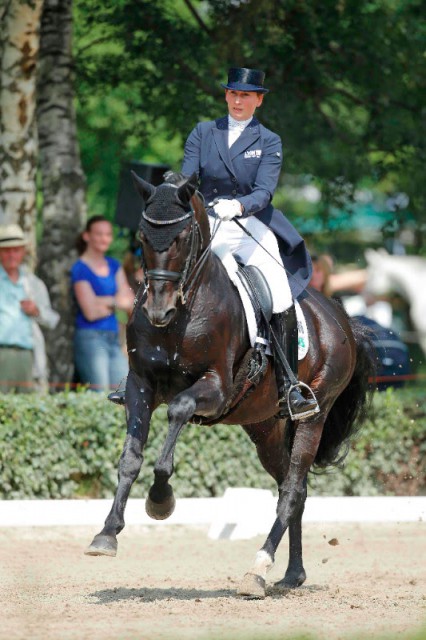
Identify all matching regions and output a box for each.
[142,210,193,225]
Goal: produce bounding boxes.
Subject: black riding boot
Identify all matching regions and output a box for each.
[271,306,319,419]
[107,377,126,405]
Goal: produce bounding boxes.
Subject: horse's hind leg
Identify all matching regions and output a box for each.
[85,371,153,557]
[276,476,307,588]
[242,418,307,592]
[239,419,323,598]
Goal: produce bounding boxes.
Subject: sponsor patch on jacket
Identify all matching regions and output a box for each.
[244,149,262,159]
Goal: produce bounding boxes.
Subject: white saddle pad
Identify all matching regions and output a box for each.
[216,248,309,360]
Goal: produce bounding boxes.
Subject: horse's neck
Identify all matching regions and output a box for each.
[385,257,424,299]
[204,251,235,292]
[196,250,244,311]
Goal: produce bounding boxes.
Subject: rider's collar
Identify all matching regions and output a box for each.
[228,115,253,130]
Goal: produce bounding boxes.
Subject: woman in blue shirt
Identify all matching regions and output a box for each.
[71,216,134,391]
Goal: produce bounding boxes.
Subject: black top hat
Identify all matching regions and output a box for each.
[221,67,269,93]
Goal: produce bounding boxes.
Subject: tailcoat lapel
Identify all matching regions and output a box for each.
[212,116,262,172]
[229,124,260,160]
[212,118,234,176]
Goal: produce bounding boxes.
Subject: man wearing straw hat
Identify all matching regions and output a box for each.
[0,224,59,392]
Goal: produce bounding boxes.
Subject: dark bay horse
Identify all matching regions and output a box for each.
[86,172,374,598]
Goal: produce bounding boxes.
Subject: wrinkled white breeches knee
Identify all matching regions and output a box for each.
[209,215,292,313]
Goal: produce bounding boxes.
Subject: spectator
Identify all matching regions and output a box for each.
[71,216,134,392]
[309,254,332,297]
[0,224,59,393]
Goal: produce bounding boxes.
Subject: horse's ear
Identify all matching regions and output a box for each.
[365,248,389,265]
[131,170,156,203]
[365,248,380,265]
[176,172,198,207]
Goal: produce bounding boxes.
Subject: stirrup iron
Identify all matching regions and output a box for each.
[287,382,320,420]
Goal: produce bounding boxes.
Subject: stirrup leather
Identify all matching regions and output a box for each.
[287,382,320,420]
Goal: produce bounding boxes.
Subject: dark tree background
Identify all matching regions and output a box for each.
[73,0,425,249]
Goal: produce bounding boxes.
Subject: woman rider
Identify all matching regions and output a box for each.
[109,67,318,418]
[181,66,317,418]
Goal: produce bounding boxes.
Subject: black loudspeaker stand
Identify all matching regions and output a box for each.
[115,161,170,231]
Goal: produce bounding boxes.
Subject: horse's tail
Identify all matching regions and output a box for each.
[313,318,376,468]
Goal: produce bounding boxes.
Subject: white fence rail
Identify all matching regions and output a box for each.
[0,489,424,539]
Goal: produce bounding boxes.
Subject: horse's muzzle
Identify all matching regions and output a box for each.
[142,303,177,327]
[142,280,179,327]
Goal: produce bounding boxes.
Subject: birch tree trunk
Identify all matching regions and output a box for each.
[36,0,87,386]
[0,0,44,258]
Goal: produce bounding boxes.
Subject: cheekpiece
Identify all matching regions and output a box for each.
[221,67,269,93]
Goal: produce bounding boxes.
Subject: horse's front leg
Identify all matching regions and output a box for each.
[85,370,154,556]
[238,419,323,598]
[146,371,226,520]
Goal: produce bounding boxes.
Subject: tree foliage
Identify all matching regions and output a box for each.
[73,0,425,246]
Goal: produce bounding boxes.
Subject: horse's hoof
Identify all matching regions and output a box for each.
[84,534,117,557]
[145,494,176,520]
[275,569,306,589]
[237,572,266,599]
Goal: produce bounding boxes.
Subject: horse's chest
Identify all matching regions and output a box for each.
[131,343,200,381]
[135,345,174,372]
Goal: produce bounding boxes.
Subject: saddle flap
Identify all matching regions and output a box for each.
[236,263,273,323]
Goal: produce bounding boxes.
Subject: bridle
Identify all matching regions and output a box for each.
[141,199,207,305]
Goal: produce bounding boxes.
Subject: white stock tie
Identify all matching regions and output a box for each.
[228,116,252,148]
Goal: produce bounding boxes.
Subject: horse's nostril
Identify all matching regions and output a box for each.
[164,307,177,323]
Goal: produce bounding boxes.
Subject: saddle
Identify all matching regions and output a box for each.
[220,264,273,416]
[236,263,272,345]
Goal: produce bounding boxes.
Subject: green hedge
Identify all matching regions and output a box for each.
[0,386,424,499]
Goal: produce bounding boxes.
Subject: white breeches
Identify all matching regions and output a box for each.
[209,214,293,313]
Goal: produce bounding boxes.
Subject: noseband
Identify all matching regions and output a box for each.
[142,204,202,304]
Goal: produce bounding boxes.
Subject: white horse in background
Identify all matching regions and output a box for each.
[364,249,426,357]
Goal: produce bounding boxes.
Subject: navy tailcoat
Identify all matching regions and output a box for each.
[181,116,312,299]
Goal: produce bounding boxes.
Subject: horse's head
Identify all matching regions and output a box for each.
[364,248,397,297]
[133,171,209,327]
